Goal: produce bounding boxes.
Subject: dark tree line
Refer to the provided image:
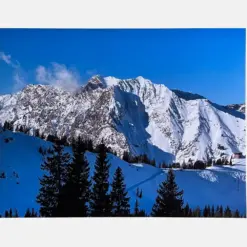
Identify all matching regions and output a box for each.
[1,158,244,217]
[122,151,156,167]
[159,158,233,170]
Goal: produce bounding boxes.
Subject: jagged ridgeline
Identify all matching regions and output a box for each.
[0,75,245,164]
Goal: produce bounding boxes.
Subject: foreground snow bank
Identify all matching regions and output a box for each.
[0,131,246,216]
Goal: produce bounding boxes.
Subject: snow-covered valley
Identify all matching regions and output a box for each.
[0,130,245,216]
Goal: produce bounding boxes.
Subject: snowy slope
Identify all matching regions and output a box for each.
[0,131,245,216]
[0,75,245,164]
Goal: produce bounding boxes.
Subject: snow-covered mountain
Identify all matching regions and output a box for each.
[0,130,246,216]
[0,75,245,164]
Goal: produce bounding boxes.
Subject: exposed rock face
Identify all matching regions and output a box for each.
[0,75,245,163]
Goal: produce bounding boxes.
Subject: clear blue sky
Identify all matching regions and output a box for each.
[0,28,245,105]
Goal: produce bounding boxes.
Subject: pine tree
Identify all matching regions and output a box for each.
[207,205,211,217]
[188,208,193,217]
[229,158,233,166]
[87,139,94,152]
[139,189,143,199]
[19,125,24,133]
[211,205,215,217]
[134,199,140,216]
[215,205,220,217]
[136,188,140,197]
[3,121,10,131]
[122,151,130,163]
[233,209,240,218]
[36,142,70,217]
[13,209,19,217]
[151,169,184,217]
[193,207,201,217]
[90,143,111,216]
[219,205,223,217]
[31,208,38,217]
[203,205,211,217]
[138,209,147,217]
[41,132,45,140]
[182,160,187,169]
[183,203,190,217]
[224,206,232,218]
[24,208,38,217]
[203,206,208,217]
[24,208,32,217]
[56,137,91,217]
[4,210,9,217]
[35,129,40,138]
[110,167,130,216]
[9,208,13,217]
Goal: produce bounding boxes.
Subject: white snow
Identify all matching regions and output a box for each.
[0,130,245,216]
[0,75,245,165]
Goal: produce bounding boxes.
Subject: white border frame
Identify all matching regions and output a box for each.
[0,0,246,246]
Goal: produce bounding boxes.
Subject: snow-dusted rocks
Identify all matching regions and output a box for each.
[0,75,245,164]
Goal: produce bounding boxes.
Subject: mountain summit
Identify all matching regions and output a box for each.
[0,76,245,163]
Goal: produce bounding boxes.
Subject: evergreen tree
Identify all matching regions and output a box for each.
[193,207,201,217]
[9,208,13,217]
[136,188,140,197]
[203,205,211,217]
[151,169,184,217]
[36,142,70,217]
[224,206,232,218]
[138,209,147,217]
[40,132,45,140]
[24,208,38,217]
[134,199,140,216]
[35,129,40,138]
[233,209,240,218]
[56,137,91,217]
[207,205,211,217]
[215,205,220,217]
[3,121,8,131]
[194,160,206,169]
[229,158,233,166]
[122,151,131,163]
[87,139,94,152]
[13,209,19,217]
[19,125,24,133]
[182,161,187,169]
[59,136,68,146]
[90,143,111,216]
[110,167,130,216]
[4,210,9,217]
[183,203,190,217]
[31,208,38,217]
[211,205,215,217]
[219,205,223,217]
[24,208,32,217]
[188,208,193,217]
[139,189,143,199]
[203,206,208,217]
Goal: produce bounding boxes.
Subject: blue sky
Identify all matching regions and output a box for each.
[0,28,245,105]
